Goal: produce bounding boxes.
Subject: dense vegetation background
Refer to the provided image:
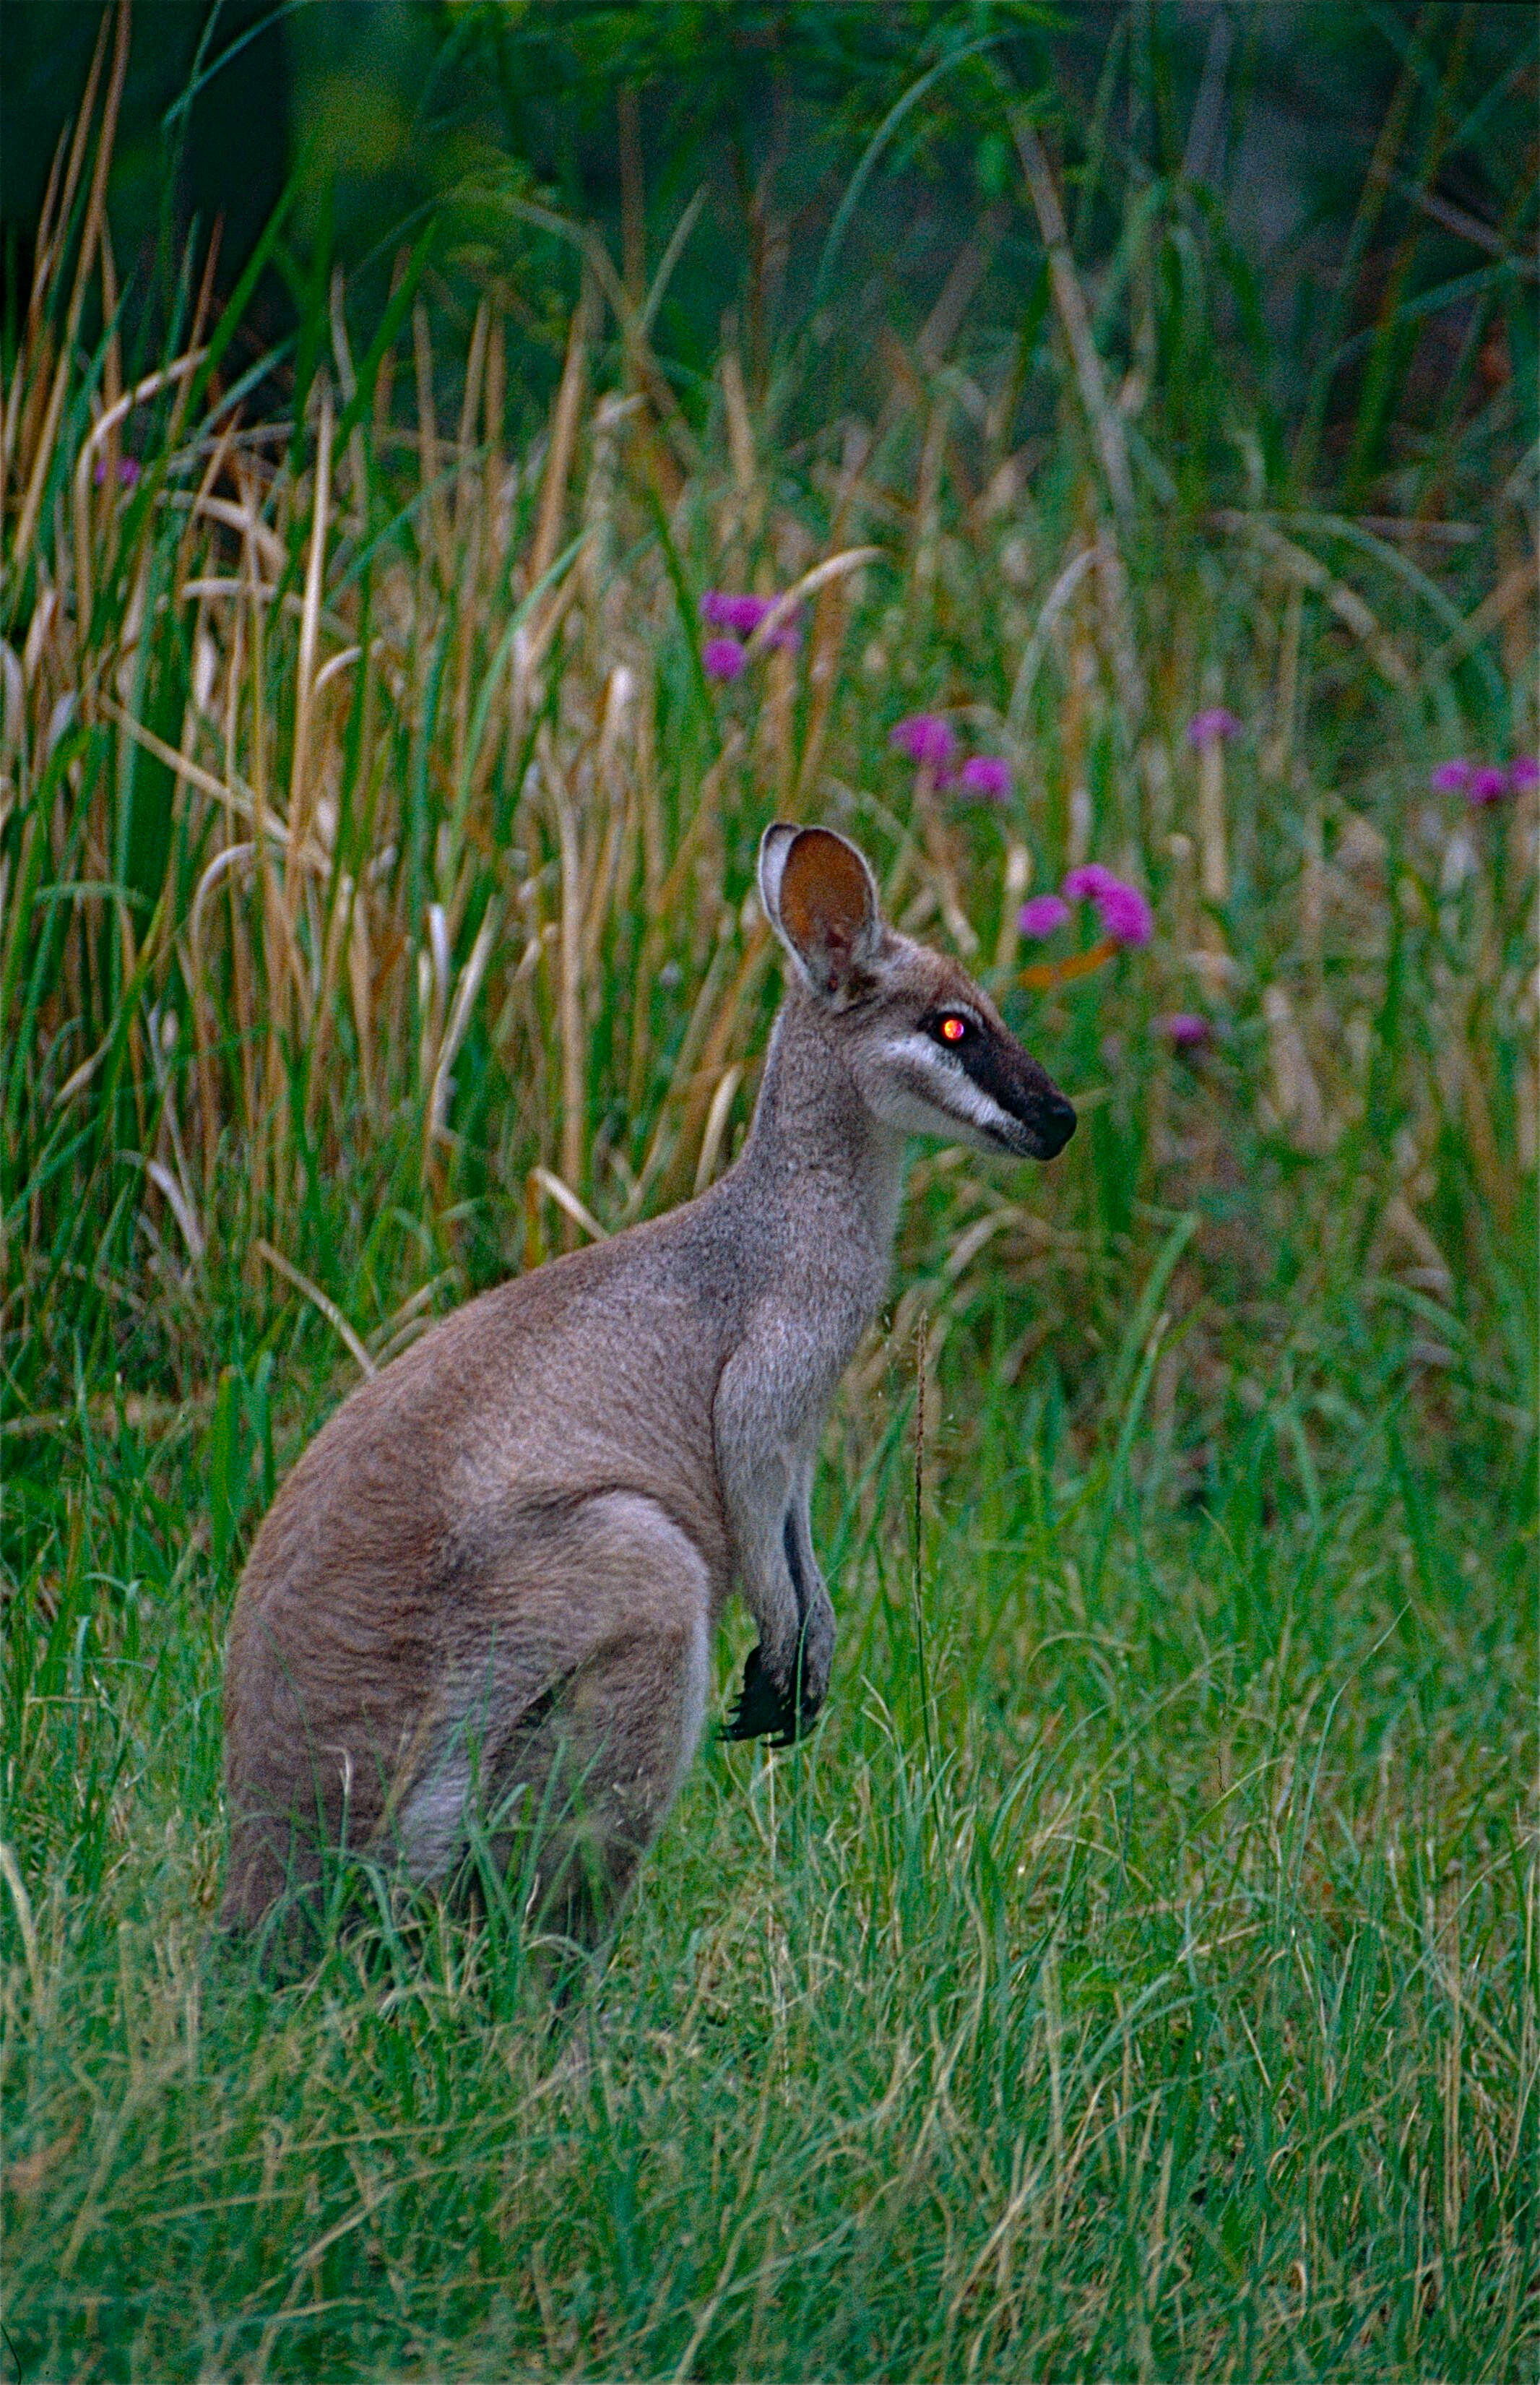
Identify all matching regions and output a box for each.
[2,4,1536,2378]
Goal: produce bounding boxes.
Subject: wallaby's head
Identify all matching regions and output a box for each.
[759,821,1076,1162]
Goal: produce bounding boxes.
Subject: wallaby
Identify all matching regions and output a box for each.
[221,822,1076,1951]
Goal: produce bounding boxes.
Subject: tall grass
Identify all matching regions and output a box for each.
[2,13,1536,2379]
[3,12,1534,1446]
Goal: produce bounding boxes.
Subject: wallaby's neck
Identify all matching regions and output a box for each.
[733,996,907,1268]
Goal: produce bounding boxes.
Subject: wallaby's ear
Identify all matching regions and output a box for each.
[758,823,883,1001]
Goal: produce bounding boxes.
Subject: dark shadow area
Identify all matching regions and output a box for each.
[4,3,1533,473]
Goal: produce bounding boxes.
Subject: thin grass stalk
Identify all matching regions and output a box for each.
[719,340,758,548]
[246,529,285,1226]
[454,298,490,552]
[579,666,634,982]
[529,285,592,596]
[618,85,646,306]
[285,384,332,910]
[1063,552,1093,869]
[546,744,587,1238]
[1344,8,1475,506]
[329,262,367,539]
[9,2,129,596]
[483,306,506,510]
[1291,12,1429,496]
[1011,111,1134,525]
[661,923,771,1207]
[630,912,740,1216]
[72,352,207,660]
[16,102,73,363]
[304,858,356,1143]
[412,296,449,591]
[1197,730,1229,913]
[4,20,105,487]
[912,1307,935,1778]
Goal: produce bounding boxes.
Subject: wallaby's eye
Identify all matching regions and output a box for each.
[935,1014,971,1047]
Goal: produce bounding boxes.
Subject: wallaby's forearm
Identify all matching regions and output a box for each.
[714,1337,837,1738]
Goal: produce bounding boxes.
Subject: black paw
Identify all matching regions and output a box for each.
[722,1641,822,1748]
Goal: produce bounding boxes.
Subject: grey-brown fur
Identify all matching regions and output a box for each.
[221,823,1074,1946]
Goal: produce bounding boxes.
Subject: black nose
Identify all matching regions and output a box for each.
[1034,1093,1076,1160]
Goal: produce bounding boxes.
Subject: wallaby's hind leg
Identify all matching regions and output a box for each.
[502,1622,704,1954]
[412,1491,713,1953]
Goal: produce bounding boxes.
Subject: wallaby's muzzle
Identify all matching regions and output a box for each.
[1021,1082,1078,1160]
[952,1026,1077,1160]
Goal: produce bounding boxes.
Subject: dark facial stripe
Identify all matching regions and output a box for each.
[920,1010,1076,1156]
[956,1027,1035,1125]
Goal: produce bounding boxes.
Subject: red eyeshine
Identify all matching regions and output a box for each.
[941,1016,966,1043]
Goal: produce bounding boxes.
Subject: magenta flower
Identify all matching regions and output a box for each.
[1432,756,1536,803]
[959,755,1011,802]
[701,590,800,650]
[1061,863,1120,902]
[702,591,770,634]
[1160,1012,1211,1048]
[92,454,139,488]
[1018,894,1070,939]
[703,636,745,682]
[1094,880,1154,946]
[891,714,957,773]
[1059,863,1154,948]
[1187,707,1242,748]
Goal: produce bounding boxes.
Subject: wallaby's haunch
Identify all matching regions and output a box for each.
[221,824,1076,1948]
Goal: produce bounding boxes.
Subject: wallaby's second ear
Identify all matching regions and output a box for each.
[758,822,882,1001]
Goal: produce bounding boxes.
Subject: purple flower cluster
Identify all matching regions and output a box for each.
[889,714,1013,802]
[1063,863,1154,947]
[92,454,140,489]
[1431,756,1538,806]
[959,755,1011,801]
[1016,894,1070,938]
[1018,862,1154,949]
[1159,1012,1211,1048]
[891,712,956,771]
[700,590,801,681]
[703,637,745,682]
[1186,707,1242,749]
